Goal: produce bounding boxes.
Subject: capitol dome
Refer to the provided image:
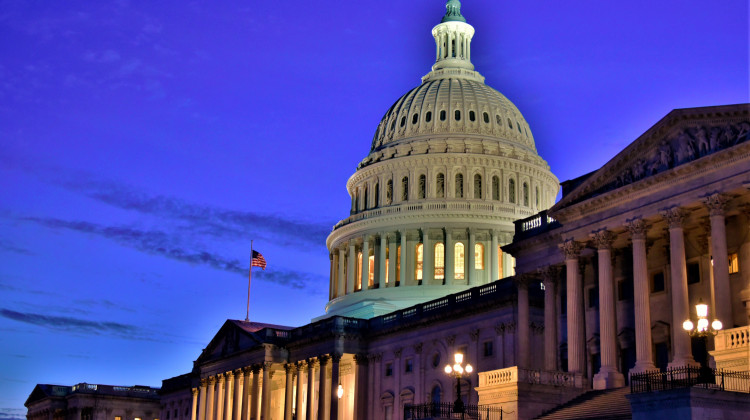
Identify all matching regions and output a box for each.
[320,0,559,320]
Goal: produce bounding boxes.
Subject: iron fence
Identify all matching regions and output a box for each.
[630,366,750,394]
[404,402,509,420]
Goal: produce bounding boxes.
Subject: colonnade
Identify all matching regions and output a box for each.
[192,355,367,420]
[329,229,515,299]
[548,194,734,389]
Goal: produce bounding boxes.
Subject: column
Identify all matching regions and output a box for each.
[561,239,585,373]
[329,254,335,300]
[337,248,346,297]
[206,377,216,420]
[423,229,433,285]
[233,370,244,420]
[241,368,252,420]
[388,235,397,287]
[306,359,316,420]
[347,243,356,294]
[468,229,476,285]
[191,388,199,420]
[353,355,368,420]
[378,233,386,288]
[295,361,306,420]
[329,354,341,420]
[541,266,558,371]
[662,207,697,367]
[250,366,260,420]
[393,348,402,415]
[591,229,625,389]
[224,372,234,420]
[317,356,329,420]
[414,343,423,405]
[627,219,657,374]
[284,364,295,420]
[491,231,499,281]
[260,363,272,420]
[516,277,530,368]
[361,236,370,290]
[445,229,454,285]
[400,231,407,286]
[216,374,225,420]
[705,193,732,325]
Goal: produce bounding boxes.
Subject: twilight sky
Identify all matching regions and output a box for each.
[0,0,747,417]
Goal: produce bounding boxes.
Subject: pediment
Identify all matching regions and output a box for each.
[196,320,263,364]
[552,104,749,212]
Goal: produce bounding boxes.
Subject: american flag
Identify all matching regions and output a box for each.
[251,250,267,270]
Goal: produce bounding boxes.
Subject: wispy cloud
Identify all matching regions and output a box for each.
[19,216,324,291]
[0,239,34,256]
[0,308,139,336]
[0,407,26,420]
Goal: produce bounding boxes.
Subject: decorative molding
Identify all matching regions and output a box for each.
[590,229,615,250]
[626,218,648,240]
[661,206,688,229]
[703,192,730,216]
[559,239,583,259]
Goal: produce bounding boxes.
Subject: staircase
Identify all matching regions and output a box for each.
[533,387,631,420]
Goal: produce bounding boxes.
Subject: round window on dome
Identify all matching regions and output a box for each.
[469,110,475,121]
[455,110,461,121]
[440,110,446,121]
[483,112,490,123]
[426,111,432,122]
[412,113,419,124]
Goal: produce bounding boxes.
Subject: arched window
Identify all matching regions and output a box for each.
[419,174,426,199]
[469,110,476,121]
[455,110,461,121]
[412,113,419,124]
[434,243,445,280]
[387,179,393,204]
[431,386,441,405]
[440,110,446,121]
[426,111,432,122]
[517,121,522,133]
[368,254,375,288]
[455,173,464,198]
[454,243,465,280]
[402,177,409,201]
[475,243,484,270]
[497,245,503,279]
[535,186,540,207]
[523,182,529,206]
[356,252,363,291]
[436,173,445,198]
[400,116,406,127]
[496,114,501,125]
[396,245,401,286]
[374,183,379,207]
[507,118,513,129]
[473,174,482,199]
[509,179,516,203]
[363,185,368,210]
[492,176,500,200]
[415,243,423,283]
[483,112,490,123]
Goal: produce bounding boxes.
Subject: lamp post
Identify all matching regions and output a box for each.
[444,352,472,415]
[682,299,723,337]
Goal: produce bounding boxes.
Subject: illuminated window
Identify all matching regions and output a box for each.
[729,253,739,274]
[385,247,389,286]
[362,251,368,290]
[415,243,423,282]
[474,174,482,199]
[455,173,464,198]
[368,255,374,287]
[455,242,465,280]
[396,245,401,286]
[436,173,445,198]
[475,243,484,270]
[135,418,142,420]
[509,179,516,203]
[434,243,445,280]
[523,182,529,206]
[497,246,503,279]
[492,176,499,200]
[115,417,122,420]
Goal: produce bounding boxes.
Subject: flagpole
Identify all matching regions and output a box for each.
[246,240,253,322]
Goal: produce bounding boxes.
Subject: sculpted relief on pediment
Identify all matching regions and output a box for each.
[589,120,749,199]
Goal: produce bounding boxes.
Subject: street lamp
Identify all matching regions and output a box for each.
[682,299,723,337]
[444,353,473,414]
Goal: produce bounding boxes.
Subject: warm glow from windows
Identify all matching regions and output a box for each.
[368,255,375,287]
[397,245,401,283]
[415,243,423,281]
[497,246,503,278]
[434,242,445,280]
[385,247,389,285]
[356,252,362,290]
[455,242,465,279]
[475,243,484,269]
[729,253,739,274]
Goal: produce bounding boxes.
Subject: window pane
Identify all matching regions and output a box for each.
[475,243,484,269]
[434,243,445,280]
[455,243,465,279]
[416,243,423,281]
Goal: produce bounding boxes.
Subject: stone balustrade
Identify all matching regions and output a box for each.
[478,366,585,388]
[711,326,750,373]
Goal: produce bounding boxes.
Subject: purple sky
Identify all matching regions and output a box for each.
[1,0,748,417]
